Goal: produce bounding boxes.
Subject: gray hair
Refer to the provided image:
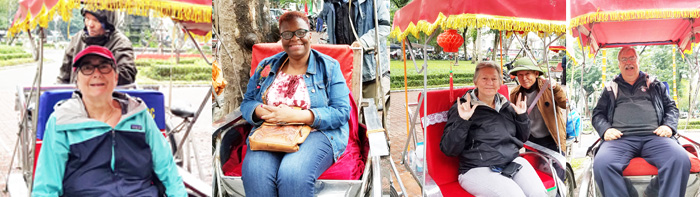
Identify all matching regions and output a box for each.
[473,61,502,83]
[618,46,638,60]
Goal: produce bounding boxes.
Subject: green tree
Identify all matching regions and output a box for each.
[0,0,19,29]
[46,9,84,40]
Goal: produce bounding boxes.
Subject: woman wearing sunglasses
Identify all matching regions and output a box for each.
[239,11,351,197]
[32,46,186,196]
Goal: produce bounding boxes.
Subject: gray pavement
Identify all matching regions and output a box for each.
[0,48,212,195]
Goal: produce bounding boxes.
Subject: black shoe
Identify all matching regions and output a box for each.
[643,177,659,197]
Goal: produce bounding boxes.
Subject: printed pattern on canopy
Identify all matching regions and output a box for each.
[8,0,212,40]
[571,0,700,54]
[390,0,566,41]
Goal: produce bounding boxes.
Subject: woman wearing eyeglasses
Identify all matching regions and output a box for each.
[239,11,351,197]
[31,46,186,196]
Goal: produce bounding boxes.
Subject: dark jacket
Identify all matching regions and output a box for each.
[58,9,137,86]
[441,89,530,174]
[592,72,679,139]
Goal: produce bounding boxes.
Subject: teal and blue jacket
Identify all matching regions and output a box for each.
[32,91,186,197]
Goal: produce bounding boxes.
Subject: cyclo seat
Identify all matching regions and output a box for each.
[170,102,195,118]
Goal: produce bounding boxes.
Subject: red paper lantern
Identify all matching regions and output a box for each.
[437,29,464,53]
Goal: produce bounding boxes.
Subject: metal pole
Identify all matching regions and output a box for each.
[28,27,45,194]
[371,0,386,128]
[513,34,539,66]
[174,86,213,156]
[542,34,563,156]
[182,26,212,65]
[577,30,587,120]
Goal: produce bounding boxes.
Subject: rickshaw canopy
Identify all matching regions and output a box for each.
[390,0,566,41]
[8,0,212,39]
[571,0,700,54]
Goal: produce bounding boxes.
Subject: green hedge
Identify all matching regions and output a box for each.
[0,58,35,67]
[678,120,700,129]
[0,53,32,60]
[135,58,199,67]
[144,64,210,81]
[0,45,27,54]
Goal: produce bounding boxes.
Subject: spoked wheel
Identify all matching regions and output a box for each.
[565,166,575,197]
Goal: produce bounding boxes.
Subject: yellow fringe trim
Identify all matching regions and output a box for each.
[390,12,566,41]
[565,50,578,67]
[571,9,700,28]
[8,0,211,38]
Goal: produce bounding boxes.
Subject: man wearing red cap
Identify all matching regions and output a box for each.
[57,7,137,86]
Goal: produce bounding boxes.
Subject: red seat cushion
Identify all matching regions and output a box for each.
[622,144,700,176]
[438,182,474,197]
[250,43,354,92]
[222,44,364,180]
[521,153,556,189]
[421,86,511,195]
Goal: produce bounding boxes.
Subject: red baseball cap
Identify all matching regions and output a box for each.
[72,46,116,68]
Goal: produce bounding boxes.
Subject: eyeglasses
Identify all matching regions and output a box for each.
[281,29,309,40]
[80,63,114,75]
[619,56,637,63]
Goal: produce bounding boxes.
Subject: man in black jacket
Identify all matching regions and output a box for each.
[57,7,136,86]
[591,46,689,197]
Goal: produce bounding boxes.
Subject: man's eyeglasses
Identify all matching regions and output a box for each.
[619,57,637,63]
[80,63,114,75]
[281,29,309,40]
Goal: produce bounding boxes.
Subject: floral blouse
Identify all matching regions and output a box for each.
[265,71,311,110]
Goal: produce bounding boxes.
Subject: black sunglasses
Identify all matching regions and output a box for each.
[281,29,309,40]
[80,62,114,75]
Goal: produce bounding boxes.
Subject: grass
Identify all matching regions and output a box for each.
[0,45,34,67]
[570,157,586,170]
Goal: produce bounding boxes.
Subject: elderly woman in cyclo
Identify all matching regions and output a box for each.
[32,46,186,196]
[239,11,351,197]
[441,62,547,197]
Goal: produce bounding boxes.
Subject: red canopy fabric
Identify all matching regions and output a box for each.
[250,43,355,93]
[9,0,212,37]
[391,0,566,40]
[571,0,700,53]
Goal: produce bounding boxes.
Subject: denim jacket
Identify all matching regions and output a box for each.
[353,0,390,82]
[241,49,351,160]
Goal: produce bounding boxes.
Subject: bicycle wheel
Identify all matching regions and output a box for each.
[565,166,575,197]
[166,124,178,155]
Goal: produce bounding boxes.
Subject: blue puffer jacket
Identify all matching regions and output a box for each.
[32,91,186,197]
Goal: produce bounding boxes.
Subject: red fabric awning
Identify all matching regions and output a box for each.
[571,0,700,53]
[9,0,212,38]
[390,0,566,40]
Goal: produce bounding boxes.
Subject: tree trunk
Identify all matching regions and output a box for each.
[503,35,514,61]
[491,30,500,61]
[214,0,278,120]
[462,27,468,61]
[473,28,480,63]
